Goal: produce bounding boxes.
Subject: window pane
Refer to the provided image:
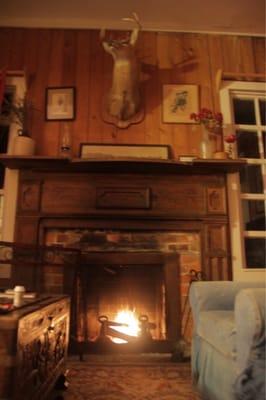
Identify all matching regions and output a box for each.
[240,165,263,193]
[244,238,266,268]
[242,200,265,231]
[263,132,266,157]
[236,130,259,158]
[233,98,256,125]
[259,100,266,125]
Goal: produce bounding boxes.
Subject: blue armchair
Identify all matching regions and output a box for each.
[189,281,265,400]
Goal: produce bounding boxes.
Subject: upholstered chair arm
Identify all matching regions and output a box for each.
[189,281,265,328]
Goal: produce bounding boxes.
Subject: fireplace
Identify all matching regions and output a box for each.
[71,251,180,353]
[44,227,194,352]
[3,158,236,353]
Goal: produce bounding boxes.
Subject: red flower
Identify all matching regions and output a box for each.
[215,112,223,122]
[225,134,236,143]
[190,112,197,120]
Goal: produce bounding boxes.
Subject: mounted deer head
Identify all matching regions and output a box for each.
[100,13,142,126]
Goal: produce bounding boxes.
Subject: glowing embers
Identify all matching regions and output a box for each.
[97,311,156,344]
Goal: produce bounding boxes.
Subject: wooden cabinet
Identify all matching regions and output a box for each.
[0,295,70,400]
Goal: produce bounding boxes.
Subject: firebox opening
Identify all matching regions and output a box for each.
[83,264,166,344]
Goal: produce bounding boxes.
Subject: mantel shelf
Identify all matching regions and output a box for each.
[0,155,247,174]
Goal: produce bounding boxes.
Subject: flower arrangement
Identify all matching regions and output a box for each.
[1,95,32,136]
[190,108,238,159]
[224,134,237,158]
[190,108,223,133]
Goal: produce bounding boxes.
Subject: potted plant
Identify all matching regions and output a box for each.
[1,93,36,156]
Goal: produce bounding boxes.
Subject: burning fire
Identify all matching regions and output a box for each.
[111,310,140,344]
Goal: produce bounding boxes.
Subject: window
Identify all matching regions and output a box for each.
[0,86,15,188]
[220,82,266,272]
[0,74,26,243]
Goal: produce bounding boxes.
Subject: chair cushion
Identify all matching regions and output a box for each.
[197,310,236,359]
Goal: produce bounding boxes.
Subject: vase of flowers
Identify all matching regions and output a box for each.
[13,131,35,156]
[224,134,237,159]
[190,108,223,159]
[2,94,36,155]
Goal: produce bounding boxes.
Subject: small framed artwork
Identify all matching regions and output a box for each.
[162,84,199,123]
[79,143,171,160]
[45,87,75,121]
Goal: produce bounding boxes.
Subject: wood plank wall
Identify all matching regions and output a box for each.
[0,28,264,158]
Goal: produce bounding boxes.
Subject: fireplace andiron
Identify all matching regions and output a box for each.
[97,314,156,344]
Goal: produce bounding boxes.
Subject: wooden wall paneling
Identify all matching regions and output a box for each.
[157,32,173,70]
[0,27,263,159]
[221,36,240,72]
[156,33,175,155]
[0,28,12,68]
[221,36,255,74]
[62,30,77,85]
[238,37,256,73]
[23,30,39,122]
[207,35,224,111]
[87,30,106,142]
[156,32,170,147]
[172,34,213,158]
[60,30,78,156]
[32,30,53,155]
[7,28,26,71]
[192,34,219,155]
[126,31,155,144]
[252,37,266,74]
[73,30,92,156]
[143,32,161,145]
[170,33,194,157]
[206,35,225,152]
[41,30,65,157]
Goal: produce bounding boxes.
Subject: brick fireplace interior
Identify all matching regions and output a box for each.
[3,158,234,353]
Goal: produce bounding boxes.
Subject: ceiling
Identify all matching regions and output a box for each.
[0,0,265,36]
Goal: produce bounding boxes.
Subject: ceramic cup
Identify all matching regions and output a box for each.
[13,285,26,307]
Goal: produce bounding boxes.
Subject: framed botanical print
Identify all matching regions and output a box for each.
[45,87,75,121]
[162,84,199,123]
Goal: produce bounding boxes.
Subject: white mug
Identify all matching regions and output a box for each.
[13,285,26,307]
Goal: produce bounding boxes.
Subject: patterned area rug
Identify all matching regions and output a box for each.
[61,354,201,400]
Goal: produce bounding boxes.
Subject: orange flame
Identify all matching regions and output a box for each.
[110,310,140,344]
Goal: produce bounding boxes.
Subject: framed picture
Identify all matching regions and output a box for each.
[45,87,75,121]
[79,143,171,160]
[162,84,199,123]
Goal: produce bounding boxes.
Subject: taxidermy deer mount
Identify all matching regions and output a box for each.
[100,13,144,128]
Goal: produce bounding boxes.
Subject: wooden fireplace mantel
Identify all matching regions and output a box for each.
[0,152,241,288]
[0,155,246,174]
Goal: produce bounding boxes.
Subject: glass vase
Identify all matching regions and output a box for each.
[59,123,72,157]
[200,125,212,159]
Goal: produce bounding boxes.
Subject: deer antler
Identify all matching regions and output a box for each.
[122,12,141,46]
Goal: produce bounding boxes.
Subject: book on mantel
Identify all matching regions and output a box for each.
[178,155,198,162]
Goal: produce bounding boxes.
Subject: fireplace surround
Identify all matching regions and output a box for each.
[0,156,245,353]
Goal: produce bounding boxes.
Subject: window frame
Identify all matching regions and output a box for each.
[0,75,26,242]
[220,81,266,279]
